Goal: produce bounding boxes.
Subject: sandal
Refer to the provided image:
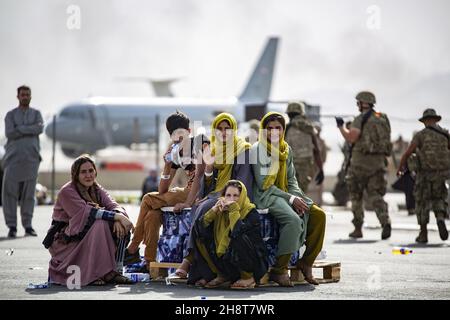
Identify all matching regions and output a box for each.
[204,277,230,289]
[174,268,188,279]
[113,274,136,285]
[268,272,294,287]
[297,261,319,285]
[103,271,136,285]
[175,259,191,279]
[195,279,208,288]
[123,248,141,265]
[89,278,107,286]
[230,279,256,290]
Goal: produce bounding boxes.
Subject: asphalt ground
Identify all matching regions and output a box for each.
[0,193,449,300]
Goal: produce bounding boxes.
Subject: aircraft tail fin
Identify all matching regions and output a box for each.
[239,37,279,103]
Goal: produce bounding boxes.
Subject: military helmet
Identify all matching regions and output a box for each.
[355,91,376,104]
[286,101,305,115]
[419,108,442,122]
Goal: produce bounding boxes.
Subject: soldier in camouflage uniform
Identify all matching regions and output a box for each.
[285,101,324,193]
[332,121,352,206]
[335,91,392,240]
[246,119,260,144]
[397,109,449,243]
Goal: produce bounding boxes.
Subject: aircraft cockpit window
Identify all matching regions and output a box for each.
[60,107,87,119]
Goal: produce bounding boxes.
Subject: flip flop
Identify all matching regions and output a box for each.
[112,274,136,285]
[195,279,208,288]
[174,268,188,279]
[268,273,294,287]
[297,262,319,285]
[230,281,256,290]
[89,278,107,286]
[204,278,230,289]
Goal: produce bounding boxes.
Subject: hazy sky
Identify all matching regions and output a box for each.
[1,0,449,172]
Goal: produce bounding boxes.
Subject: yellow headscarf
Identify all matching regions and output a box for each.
[210,113,251,192]
[259,112,289,192]
[214,180,256,257]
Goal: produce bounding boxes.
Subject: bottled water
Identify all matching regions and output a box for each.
[164,143,181,165]
[27,282,50,289]
[123,273,150,282]
[392,247,413,255]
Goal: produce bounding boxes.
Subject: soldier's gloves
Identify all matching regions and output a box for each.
[335,117,344,128]
[315,170,324,185]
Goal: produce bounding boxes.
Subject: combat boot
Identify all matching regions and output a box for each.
[415,224,428,243]
[436,214,448,241]
[381,223,391,240]
[349,225,363,239]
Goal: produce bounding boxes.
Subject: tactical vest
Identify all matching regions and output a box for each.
[354,112,392,156]
[417,127,450,171]
[285,120,314,159]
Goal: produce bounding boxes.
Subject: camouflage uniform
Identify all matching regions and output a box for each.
[332,140,352,206]
[346,107,392,233]
[285,102,317,193]
[412,125,450,226]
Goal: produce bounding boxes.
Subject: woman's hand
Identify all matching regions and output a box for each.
[113,221,127,238]
[116,214,135,233]
[212,199,223,213]
[292,197,309,216]
[221,199,236,212]
[202,144,215,166]
[87,202,102,209]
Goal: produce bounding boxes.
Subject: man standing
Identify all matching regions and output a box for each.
[2,85,43,238]
[335,91,392,240]
[332,121,352,206]
[285,101,324,193]
[397,109,449,243]
[312,123,329,205]
[140,169,159,201]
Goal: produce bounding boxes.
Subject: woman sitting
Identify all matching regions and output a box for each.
[251,112,326,286]
[45,155,135,286]
[175,112,253,278]
[188,180,268,289]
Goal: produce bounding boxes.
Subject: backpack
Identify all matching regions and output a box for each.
[358,111,392,156]
[285,117,314,159]
[417,127,450,171]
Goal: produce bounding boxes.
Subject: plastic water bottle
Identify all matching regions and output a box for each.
[123,273,150,283]
[27,282,50,289]
[392,247,413,255]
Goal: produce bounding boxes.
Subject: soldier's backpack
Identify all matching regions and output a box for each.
[358,110,393,156]
[417,126,450,171]
[285,117,315,159]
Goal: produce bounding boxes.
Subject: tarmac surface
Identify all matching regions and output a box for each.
[1,193,449,300]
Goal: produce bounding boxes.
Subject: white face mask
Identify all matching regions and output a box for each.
[269,130,281,142]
